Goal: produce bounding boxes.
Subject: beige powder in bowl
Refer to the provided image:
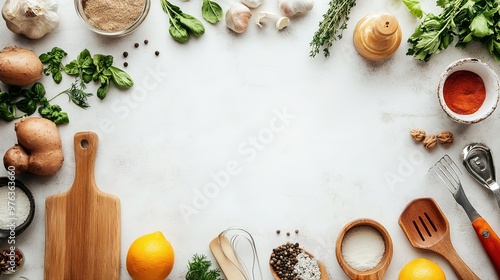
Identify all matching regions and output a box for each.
[83,0,146,31]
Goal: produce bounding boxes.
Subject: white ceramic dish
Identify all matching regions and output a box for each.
[437,58,500,124]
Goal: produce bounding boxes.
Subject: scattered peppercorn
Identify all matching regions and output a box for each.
[270,243,302,279]
[123,62,128,67]
[276,230,281,234]
[286,232,290,236]
[144,39,149,45]
[134,43,139,48]
[155,51,160,56]
[295,229,299,234]
[123,52,128,58]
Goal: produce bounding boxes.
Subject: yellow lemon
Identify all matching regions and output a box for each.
[398,258,446,280]
[126,231,175,280]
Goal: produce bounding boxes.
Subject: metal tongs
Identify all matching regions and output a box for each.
[461,143,500,209]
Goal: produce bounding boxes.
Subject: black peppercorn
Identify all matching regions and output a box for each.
[155,51,160,56]
[144,39,149,44]
[123,62,128,67]
[123,52,128,58]
[134,43,139,48]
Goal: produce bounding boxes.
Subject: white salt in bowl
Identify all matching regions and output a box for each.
[335,219,393,279]
[75,0,151,37]
[0,178,35,239]
[437,58,500,124]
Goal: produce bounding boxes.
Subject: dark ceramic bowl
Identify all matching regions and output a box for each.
[0,177,35,239]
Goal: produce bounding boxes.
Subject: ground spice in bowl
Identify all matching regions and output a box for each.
[82,0,146,31]
[443,70,486,115]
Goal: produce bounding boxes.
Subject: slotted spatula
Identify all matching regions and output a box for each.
[44,132,120,280]
[398,197,479,280]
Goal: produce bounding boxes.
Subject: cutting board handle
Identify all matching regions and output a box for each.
[69,132,99,196]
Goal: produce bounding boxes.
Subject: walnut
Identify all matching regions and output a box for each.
[437,130,454,145]
[423,135,438,150]
[410,129,426,142]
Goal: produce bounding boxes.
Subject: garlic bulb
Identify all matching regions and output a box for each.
[241,0,263,9]
[2,0,60,39]
[225,3,252,33]
[278,0,313,17]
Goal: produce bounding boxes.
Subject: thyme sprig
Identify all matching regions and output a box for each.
[309,0,357,58]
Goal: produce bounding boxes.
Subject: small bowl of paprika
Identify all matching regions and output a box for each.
[438,58,500,124]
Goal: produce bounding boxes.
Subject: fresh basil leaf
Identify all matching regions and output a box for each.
[64,61,80,75]
[402,0,423,18]
[39,53,51,63]
[109,66,134,88]
[97,81,110,100]
[32,82,46,99]
[169,19,190,43]
[179,13,205,36]
[202,0,223,24]
[15,99,37,115]
[38,104,69,125]
[53,71,63,84]
[0,103,16,121]
[77,49,92,65]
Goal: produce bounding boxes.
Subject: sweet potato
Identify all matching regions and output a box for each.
[3,117,64,176]
[0,46,43,86]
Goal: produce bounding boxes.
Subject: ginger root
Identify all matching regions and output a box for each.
[3,117,64,176]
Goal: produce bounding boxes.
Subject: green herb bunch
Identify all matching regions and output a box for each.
[403,0,500,61]
[0,82,86,124]
[0,47,134,125]
[186,254,223,280]
[309,0,357,58]
[161,0,206,43]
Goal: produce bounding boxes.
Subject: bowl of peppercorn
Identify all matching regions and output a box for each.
[74,0,151,37]
[437,58,500,124]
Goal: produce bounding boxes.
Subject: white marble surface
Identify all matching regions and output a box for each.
[1,0,500,279]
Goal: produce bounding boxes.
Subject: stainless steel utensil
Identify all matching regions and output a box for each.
[462,143,500,209]
[431,155,500,276]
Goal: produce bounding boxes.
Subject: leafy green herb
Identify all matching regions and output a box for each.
[201,0,223,24]
[64,49,133,99]
[404,0,500,61]
[0,81,91,124]
[186,254,223,280]
[39,47,68,84]
[160,0,206,43]
[309,0,357,57]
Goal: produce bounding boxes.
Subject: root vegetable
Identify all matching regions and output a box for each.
[0,46,43,86]
[3,117,64,176]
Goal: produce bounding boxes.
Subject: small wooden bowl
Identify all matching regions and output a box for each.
[270,247,330,280]
[335,219,393,280]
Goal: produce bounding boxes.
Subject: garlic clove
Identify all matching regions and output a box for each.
[255,12,289,30]
[225,3,252,33]
[278,0,313,17]
[241,0,264,9]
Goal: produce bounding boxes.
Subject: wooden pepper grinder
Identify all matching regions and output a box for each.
[353,13,402,61]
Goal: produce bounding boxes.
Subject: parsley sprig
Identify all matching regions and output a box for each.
[404,0,500,61]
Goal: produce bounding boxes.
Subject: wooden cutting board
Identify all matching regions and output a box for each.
[44,132,121,280]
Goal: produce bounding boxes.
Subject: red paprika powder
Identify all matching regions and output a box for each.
[443,70,486,115]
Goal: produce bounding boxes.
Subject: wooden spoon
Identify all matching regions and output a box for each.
[398,197,479,280]
[269,247,329,280]
[335,219,393,280]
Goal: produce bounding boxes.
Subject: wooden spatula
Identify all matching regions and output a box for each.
[398,197,479,280]
[44,132,120,280]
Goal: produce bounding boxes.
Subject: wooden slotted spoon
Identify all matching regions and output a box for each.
[398,197,479,280]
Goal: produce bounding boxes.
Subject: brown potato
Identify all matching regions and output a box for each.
[3,117,64,176]
[0,46,43,86]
